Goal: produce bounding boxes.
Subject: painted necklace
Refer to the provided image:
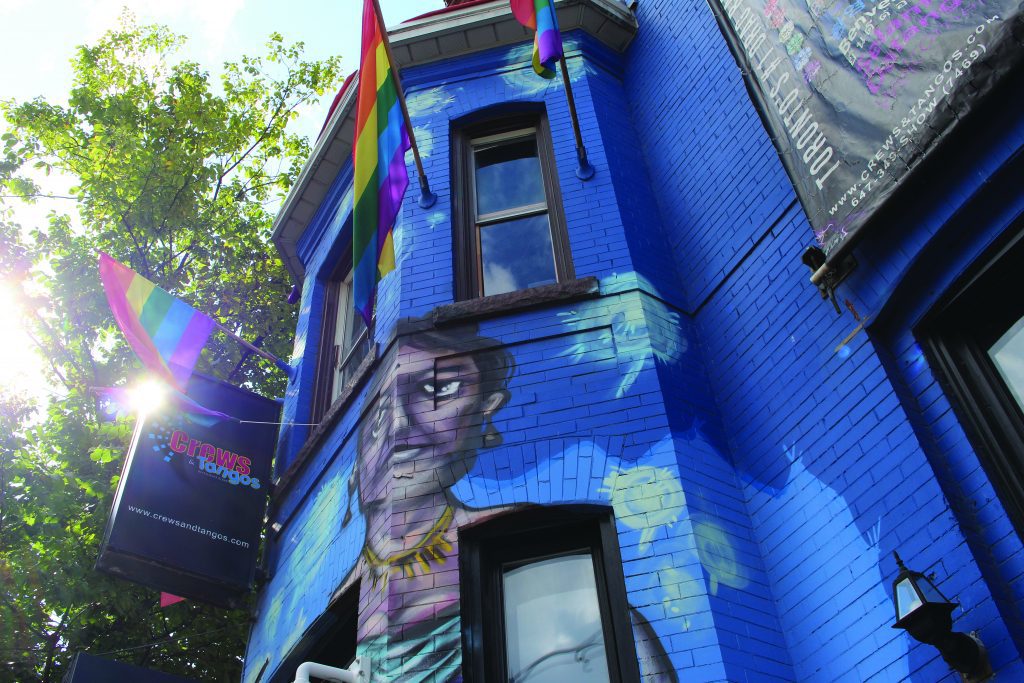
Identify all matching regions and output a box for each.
[363,506,455,584]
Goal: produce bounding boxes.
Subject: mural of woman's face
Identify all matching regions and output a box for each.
[357,344,507,510]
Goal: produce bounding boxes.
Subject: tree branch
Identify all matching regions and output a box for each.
[39,605,72,683]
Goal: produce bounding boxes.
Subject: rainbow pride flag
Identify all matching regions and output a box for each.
[511,0,563,78]
[353,0,411,326]
[98,253,215,391]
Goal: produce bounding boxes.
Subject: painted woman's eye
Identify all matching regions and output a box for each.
[435,380,461,398]
[420,380,460,399]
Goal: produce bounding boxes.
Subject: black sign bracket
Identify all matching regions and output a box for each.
[803,246,857,315]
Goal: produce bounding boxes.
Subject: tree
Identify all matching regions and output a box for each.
[0,13,341,682]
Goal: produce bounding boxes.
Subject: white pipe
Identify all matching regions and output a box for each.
[292,657,367,683]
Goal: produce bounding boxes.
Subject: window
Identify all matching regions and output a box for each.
[311,268,370,422]
[920,222,1024,541]
[459,507,640,683]
[261,583,359,683]
[452,112,573,300]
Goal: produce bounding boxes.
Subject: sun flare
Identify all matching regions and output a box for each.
[0,282,50,403]
[126,379,167,417]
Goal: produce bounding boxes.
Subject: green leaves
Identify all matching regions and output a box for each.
[0,11,341,682]
[89,447,118,466]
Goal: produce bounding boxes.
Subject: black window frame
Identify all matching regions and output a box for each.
[262,582,360,683]
[310,255,371,424]
[918,220,1024,542]
[451,109,574,301]
[459,505,640,683]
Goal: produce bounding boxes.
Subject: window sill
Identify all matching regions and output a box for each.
[432,277,600,325]
[272,343,378,498]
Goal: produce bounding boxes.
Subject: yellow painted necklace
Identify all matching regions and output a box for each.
[363,506,455,582]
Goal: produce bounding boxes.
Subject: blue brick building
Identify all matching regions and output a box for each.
[242,0,1024,680]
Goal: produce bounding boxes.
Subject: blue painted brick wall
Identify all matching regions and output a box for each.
[621,0,1024,677]
[687,202,985,680]
[643,294,796,681]
[250,36,756,683]
[250,2,1024,681]
[588,46,685,305]
[622,0,797,310]
[863,146,1024,665]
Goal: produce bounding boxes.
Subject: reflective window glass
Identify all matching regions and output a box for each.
[454,115,572,302]
[331,275,369,403]
[989,315,1024,412]
[480,215,556,296]
[503,553,611,683]
[475,137,545,216]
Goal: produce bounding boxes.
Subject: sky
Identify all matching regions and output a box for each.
[0,0,443,135]
[0,0,446,226]
[0,0,443,402]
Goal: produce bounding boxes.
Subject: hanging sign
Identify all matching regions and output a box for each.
[66,653,201,683]
[97,374,279,607]
[709,0,1023,255]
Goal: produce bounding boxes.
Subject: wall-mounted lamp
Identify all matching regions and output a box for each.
[890,552,992,682]
[801,246,856,315]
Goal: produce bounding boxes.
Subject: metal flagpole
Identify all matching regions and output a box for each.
[211,321,295,379]
[558,54,595,180]
[369,0,437,208]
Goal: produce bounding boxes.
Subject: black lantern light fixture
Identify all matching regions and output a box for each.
[890,552,992,682]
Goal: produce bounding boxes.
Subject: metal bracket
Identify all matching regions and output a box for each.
[351,656,371,683]
[802,246,857,315]
[960,633,994,683]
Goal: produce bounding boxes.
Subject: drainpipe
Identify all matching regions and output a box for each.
[292,657,368,683]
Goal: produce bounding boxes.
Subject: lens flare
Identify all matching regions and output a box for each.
[0,281,47,401]
[127,379,167,416]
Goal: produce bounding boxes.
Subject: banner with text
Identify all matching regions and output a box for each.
[97,374,279,607]
[711,0,1022,254]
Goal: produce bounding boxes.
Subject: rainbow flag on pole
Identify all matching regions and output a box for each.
[511,0,563,78]
[98,253,215,392]
[353,0,411,326]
